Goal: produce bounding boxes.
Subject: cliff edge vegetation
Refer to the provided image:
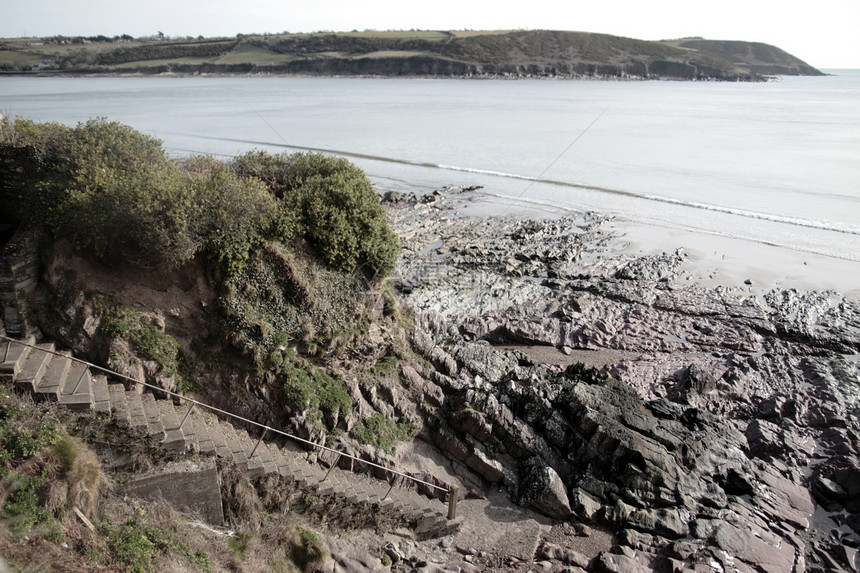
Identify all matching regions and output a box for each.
[1,29,823,80]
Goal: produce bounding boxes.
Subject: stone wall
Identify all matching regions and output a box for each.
[0,146,37,225]
[0,145,42,338]
[0,226,41,338]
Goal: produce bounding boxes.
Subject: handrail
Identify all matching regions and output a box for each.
[1,335,453,501]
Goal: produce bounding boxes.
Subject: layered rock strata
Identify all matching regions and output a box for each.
[386,190,860,572]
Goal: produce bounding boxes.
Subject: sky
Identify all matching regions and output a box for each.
[4,0,859,68]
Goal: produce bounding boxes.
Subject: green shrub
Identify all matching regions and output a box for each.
[89,292,193,390]
[1,472,56,540]
[234,151,400,279]
[46,119,198,268]
[280,359,352,430]
[352,413,417,454]
[0,403,60,474]
[100,514,189,573]
[5,119,399,283]
[0,401,62,540]
[180,155,276,280]
[290,527,329,571]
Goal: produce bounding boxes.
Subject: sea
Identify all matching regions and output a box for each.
[1,72,859,293]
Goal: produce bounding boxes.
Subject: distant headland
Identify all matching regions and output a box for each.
[0,29,823,80]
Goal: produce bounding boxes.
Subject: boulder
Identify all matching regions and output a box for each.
[517,457,572,520]
[812,476,848,511]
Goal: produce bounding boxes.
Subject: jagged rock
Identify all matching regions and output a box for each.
[668,363,718,404]
[595,550,655,573]
[464,444,506,484]
[569,487,603,521]
[835,467,860,500]
[745,418,785,457]
[326,536,389,572]
[517,457,571,520]
[813,476,848,510]
[537,542,590,568]
[390,200,860,567]
[710,518,796,573]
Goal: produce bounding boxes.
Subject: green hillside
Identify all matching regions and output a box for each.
[0,30,823,80]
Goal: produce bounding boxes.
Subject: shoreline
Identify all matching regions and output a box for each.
[2,70,772,82]
[409,186,860,301]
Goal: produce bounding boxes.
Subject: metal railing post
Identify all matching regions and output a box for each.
[322,452,342,481]
[447,484,459,520]
[249,428,268,458]
[178,402,195,431]
[72,368,88,394]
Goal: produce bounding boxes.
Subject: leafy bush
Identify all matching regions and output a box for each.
[234,151,400,278]
[42,119,196,267]
[180,155,276,280]
[4,119,398,281]
[290,527,329,571]
[99,514,209,573]
[1,472,56,540]
[0,403,60,474]
[0,401,62,540]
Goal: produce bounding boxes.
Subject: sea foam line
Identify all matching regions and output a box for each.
[178,134,860,237]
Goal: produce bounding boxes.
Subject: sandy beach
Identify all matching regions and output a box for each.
[445,188,860,300]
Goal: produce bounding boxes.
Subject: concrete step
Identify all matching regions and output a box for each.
[267,443,300,484]
[3,332,460,541]
[35,352,71,401]
[125,391,149,431]
[91,375,111,414]
[108,384,130,427]
[140,393,166,441]
[187,408,216,455]
[219,421,250,470]
[0,336,36,382]
[208,417,232,459]
[14,343,54,392]
[245,431,278,475]
[156,400,189,453]
[232,428,267,479]
[59,360,93,411]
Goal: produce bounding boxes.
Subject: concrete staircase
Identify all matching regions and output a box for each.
[1,337,460,540]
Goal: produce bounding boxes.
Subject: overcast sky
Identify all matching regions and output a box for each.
[4,0,859,68]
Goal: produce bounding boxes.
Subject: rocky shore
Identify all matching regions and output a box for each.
[382,188,860,572]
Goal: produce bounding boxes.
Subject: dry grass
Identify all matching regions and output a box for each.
[47,434,104,519]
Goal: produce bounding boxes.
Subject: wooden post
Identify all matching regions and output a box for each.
[447,484,459,520]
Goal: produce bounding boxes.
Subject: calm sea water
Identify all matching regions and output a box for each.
[2,73,859,285]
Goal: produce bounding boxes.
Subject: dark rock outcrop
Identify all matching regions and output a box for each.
[391,196,860,572]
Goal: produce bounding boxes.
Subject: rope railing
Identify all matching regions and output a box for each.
[0,335,459,519]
